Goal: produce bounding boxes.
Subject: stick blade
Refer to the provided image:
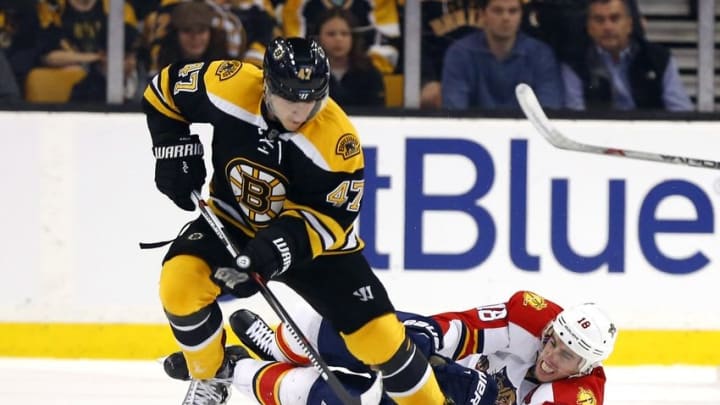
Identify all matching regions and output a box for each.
[515,83,549,128]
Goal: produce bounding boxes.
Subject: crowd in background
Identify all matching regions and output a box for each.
[0,0,696,111]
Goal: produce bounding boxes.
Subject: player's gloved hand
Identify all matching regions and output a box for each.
[234,234,295,280]
[152,133,206,211]
[430,355,498,405]
[398,311,444,356]
[211,266,259,298]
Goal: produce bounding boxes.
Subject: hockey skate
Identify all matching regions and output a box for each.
[162,345,250,405]
[229,309,276,361]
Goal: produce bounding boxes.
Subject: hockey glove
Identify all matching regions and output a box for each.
[431,356,498,405]
[153,133,206,211]
[398,311,444,357]
[234,233,296,280]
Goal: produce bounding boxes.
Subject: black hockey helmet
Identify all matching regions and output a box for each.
[263,37,330,102]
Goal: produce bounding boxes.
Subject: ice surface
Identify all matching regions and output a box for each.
[1,358,718,404]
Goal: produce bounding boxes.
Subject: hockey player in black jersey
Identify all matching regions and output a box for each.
[142,37,449,405]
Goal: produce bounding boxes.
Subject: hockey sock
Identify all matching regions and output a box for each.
[233,359,317,405]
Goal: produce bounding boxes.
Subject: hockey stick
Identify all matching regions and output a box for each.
[190,190,382,405]
[515,83,720,170]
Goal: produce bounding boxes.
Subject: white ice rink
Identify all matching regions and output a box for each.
[1,358,718,404]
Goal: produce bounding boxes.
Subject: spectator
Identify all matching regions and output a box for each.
[416,0,484,109]
[0,49,20,101]
[217,0,279,67]
[522,0,645,65]
[0,0,43,96]
[441,0,563,110]
[37,0,141,103]
[143,0,246,76]
[314,9,385,108]
[278,0,401,74]
[69,28,141,103]
[155,1,229,71]
[562,0,693,111]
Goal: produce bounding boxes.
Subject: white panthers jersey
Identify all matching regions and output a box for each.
[432,291,607,405]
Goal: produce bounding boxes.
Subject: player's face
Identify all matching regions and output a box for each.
[534,332,583,382]
[266,93,317,131]
[482,0,522,42]
[587,0,632,55]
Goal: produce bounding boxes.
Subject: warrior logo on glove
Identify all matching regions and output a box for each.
[153,142,204,159]
[151,133,206,211]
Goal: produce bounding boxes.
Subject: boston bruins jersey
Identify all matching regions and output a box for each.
[143,60,365,262]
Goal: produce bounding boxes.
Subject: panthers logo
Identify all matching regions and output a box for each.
[493,367,517,405]
[226,158,288,225]
[522,291,547,311]
[576,387,597,405]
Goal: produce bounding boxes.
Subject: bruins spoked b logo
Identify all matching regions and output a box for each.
[226,158,288,225]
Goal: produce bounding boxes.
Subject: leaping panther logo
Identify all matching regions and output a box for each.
[472,358,517,405]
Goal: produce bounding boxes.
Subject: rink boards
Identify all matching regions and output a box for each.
[1,112,719,365]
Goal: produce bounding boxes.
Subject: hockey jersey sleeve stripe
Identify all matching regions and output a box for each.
[143,85,187,123]
[157,67,184,115]
[458,327,480,359]
[280,133,331,171]
[208,198,256,237]
[447,319,468,360]
[207,92,268,129]
[299,210,335,250]
[276,210,322,255]
[340,225,360,250]
[282,200,350,256]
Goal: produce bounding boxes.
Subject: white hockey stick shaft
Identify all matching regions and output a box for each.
[515,83,720,170]
[190,190,381,405]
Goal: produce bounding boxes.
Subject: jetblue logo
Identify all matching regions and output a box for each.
[359,139,716,275]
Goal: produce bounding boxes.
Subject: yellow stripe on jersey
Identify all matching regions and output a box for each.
[277,210,328,256]
[458,327,480,359]
[203,61,265,125]
[296,100,364,174]
[208,199,257,237]
[144,66,187,121]
[158,66,184,114]
[143,85,188,123]
[282,200,349,256]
